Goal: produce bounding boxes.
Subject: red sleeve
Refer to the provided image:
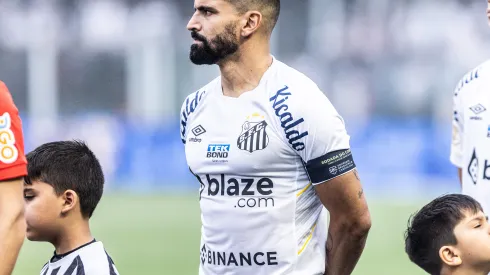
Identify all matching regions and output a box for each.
[0,81,27,181]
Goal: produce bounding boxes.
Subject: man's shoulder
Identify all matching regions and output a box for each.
[454,59,490,97]
[268,59,327,107]
[179,77,218,142]
[273,60,319,90]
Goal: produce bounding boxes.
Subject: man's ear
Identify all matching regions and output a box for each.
[60,189,78,216]
[240,11,263,38]
[440,245,463,267]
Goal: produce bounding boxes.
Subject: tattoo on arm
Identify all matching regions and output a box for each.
[353,169,363,199]
[353,169,360,181]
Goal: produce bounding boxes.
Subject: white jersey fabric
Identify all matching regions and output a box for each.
[180,57,356,275]
[40,240,119,275]
[451,59,490,214]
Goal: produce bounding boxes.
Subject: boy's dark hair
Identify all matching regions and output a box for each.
[25,140,104,218]
[404,194,482,275]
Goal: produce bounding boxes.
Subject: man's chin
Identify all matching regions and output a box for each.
[190,59,216,65]
[189,46,219,65]
[189,54,217,65]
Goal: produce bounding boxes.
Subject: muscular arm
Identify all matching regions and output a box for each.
[277,79,371,273]
[314,169,371,275]
[0,177,25,275]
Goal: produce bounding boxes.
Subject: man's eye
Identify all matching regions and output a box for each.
[202,10,213,16]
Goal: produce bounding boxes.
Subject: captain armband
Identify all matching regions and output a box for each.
[305,149,356,185]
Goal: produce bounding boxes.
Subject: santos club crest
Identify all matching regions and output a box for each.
[237,113,269,153]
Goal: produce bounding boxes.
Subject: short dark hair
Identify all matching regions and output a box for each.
[25,140,105,218]
[226,0,280,33]
[404,194,483,275]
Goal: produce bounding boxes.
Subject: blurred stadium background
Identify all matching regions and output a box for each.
[2,0,488,274]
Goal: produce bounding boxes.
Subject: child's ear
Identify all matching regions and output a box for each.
[439,245,463,267]
[60,190,78,215]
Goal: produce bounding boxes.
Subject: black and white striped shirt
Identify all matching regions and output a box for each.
[40,240,119,275]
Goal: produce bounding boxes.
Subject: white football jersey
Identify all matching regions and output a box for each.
[180,57,356,275]
[40,240,119,275]
[451,59,490,214]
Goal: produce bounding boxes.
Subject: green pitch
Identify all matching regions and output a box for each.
[13,194,427,275]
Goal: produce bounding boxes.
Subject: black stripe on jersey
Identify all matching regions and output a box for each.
[249,131,254,152]
[262,128,267,149]
[63,258,77,274]
[75,255,85,275]
[106,252,118,275]
[255,128,261,150]
[51,267,60,275]
[62,255,85,275]
[41,262,49,275]
[243,134,249,151]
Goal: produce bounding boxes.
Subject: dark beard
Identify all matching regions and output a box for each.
[189,24,240,65]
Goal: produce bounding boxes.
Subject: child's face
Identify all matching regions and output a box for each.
[23,180,64,241]
[453,210,490,268]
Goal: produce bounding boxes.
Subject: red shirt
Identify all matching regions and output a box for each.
[0,81,27,181]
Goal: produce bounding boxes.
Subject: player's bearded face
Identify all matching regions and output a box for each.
[189,22,240,65]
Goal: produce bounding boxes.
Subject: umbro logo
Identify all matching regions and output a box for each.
[469,104,486,115]
[188,125,206,143]
[192,125,206,136]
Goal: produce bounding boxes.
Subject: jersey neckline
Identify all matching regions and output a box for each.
[50,238,97,263]
[215,55,278,100]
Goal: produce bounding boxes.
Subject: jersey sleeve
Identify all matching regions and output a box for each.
[0,81,27,181]
[450,81,465,168]
[180,89,207,144]
[270,83,355,185]
[180,99,188,144]
[448,65,483,168]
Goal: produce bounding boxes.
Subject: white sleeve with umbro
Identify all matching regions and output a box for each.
[449,65,484,168]
[450,79,465,168]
